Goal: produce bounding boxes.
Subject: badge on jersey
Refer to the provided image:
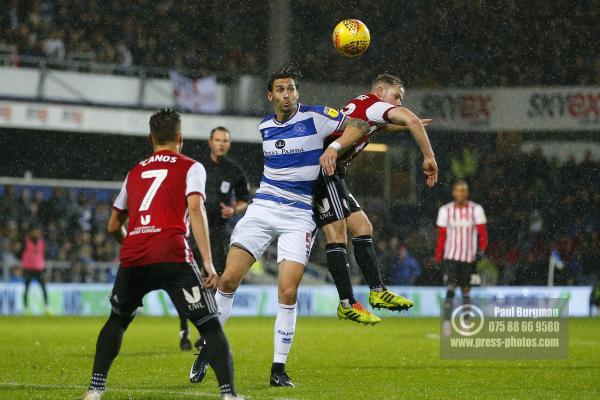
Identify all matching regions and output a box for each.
[323,107,340,119]
[220,181,231,193]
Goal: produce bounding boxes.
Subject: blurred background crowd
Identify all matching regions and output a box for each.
[2,147,598,286]
[1,0,599,86]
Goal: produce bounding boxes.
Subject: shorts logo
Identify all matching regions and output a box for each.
[141,215,151,225]
[275,139,286,149]
[317,198,331,214]
[183,286,202,304]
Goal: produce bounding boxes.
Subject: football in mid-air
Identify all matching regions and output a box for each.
[332,19,371,57]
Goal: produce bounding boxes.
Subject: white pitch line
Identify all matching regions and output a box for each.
[0,382,299,400]
[0,382,222,398]
[425,333,440,340]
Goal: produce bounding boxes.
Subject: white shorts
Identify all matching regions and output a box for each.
[230,199,317,265]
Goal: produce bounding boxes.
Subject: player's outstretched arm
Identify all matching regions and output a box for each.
[320,117,370,175]
[187,194,218,290]
[107,210,128,244]
[387,107,438,187]
[379,119,432,133]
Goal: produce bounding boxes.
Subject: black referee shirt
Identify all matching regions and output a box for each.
[201,156,250,226]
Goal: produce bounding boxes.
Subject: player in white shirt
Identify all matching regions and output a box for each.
[189,64,370,388]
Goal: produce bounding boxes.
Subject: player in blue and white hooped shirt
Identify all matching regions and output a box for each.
[188,64,370,388]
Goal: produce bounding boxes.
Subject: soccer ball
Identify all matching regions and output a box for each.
[332,19,371,57]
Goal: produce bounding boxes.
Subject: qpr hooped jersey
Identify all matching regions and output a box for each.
[255,104,346,210]
[326,93,398,165]
[113,150,207,267]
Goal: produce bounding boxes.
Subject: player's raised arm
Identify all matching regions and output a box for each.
[387,107,438,187]
[320,117,370,176]
[187,194,218,290]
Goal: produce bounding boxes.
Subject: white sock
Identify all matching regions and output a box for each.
[215,289,235,326]
[273,303,297,364]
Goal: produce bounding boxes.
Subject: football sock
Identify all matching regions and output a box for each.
[352,235,385,291]
[444,290,455,321]
[326,243,356,304]
[89,373,106,392]
[89,312,134,390]
[273,303,297,365]
[194,317,236,397]
[179,316,189,336]
[215,289,235,326]
[463,294,471,306]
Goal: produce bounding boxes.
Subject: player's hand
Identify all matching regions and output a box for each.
[202,262,219,290]
[320,147,338,176]
[423,157,438,187]
[220,202,235,219]
[420,118,433,127]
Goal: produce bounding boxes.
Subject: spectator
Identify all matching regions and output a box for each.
[385,246,421,286]
[21,226,49,313]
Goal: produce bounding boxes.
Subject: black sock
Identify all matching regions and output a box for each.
[179,316,189,336]
[271,362,285,375]
[352,236,384,290]
[23,280,30,307]
[462,295,471,306]
[444,296,454,321]
[326,243,356,305]
[89,312,134,390]
[195,317,236,397]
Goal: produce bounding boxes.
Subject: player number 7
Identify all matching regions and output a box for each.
[139,169,168,211]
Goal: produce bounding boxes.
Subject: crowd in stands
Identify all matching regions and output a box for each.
[2,1,599,86]
[0,186,119,283]
[0,0,265,75]
[1,148,599,286]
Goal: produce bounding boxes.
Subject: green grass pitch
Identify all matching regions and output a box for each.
[1,316,599,399]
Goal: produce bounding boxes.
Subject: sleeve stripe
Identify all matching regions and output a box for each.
[382,106,399,123]
[186,191,205,200]
[335,114,346,132]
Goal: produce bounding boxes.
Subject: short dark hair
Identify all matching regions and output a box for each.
[149,109,181,144]
[453,179,468,188]
[371,74,404,90]
[209,126,230,139]
[267,63,302,92]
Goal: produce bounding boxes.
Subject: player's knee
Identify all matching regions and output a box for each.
[324,221,347,244]
[108,310,135,329]
[278,285,298,305]
[349,218,372,237]
[219,272,240,294]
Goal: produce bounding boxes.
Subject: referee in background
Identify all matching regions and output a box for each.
[179,126,250,350]
[434,180,488,336]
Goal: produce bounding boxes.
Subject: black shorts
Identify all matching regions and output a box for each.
[23,270,45,282]
[190,225,230,275]
[313,171,361,228]
[443,260,476,288]
[109,262,217,325]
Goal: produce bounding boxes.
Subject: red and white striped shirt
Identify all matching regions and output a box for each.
[435,201,487,263]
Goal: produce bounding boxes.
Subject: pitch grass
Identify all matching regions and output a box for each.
[0,317,599,400]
